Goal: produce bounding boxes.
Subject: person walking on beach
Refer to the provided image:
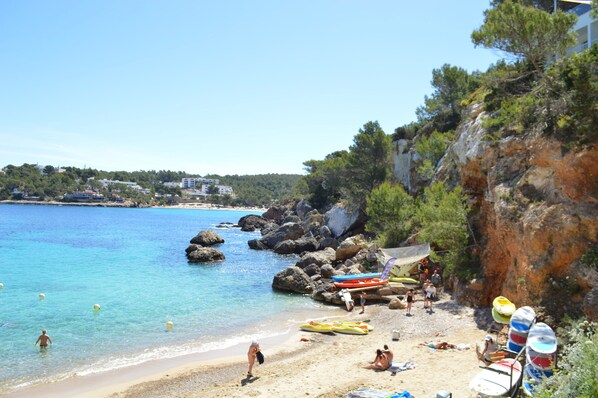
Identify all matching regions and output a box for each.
[422,281,430,309]
[34,329,52,349]
[359,291,367,314]
[247,340,260,378]
[406,289,415,316]
[425,283,437,312]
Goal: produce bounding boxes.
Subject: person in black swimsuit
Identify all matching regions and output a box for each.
[406,289,414,316]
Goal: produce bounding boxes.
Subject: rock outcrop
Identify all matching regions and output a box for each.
[187,247,225,263]
[272,266,315,294]
[430,104,598,319]
[186,230,225,263]
[324,204,364,238]
[190,230,224,246]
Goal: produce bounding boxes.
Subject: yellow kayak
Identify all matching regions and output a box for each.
[492,307,511,324]
[493,296,516,317]
[300,322,334,333]
[331,324,369,335]
[337,321,374,332]
[389,276,419,284]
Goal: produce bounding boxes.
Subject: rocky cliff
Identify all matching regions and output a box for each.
[425,104,598,320]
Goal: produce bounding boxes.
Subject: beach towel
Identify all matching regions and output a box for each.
[387,361,416,373]
[344,388,391,398]
[256,350,264,364]
[388,392,413,398]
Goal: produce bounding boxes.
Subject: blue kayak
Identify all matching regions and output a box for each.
[331,272,382,282]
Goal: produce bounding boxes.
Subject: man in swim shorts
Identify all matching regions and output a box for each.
[35,329,52,348]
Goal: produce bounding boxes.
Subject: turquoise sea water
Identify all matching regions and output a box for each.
[0,204,317,393]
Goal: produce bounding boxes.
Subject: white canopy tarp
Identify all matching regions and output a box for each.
[380,242,430,267]
[379,243,430,279]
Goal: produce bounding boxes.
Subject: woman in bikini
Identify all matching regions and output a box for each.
[247,340,260,377]
[406,289,414,315]
[363,349,390,370]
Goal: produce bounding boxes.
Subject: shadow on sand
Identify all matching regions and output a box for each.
[241,376,260,386]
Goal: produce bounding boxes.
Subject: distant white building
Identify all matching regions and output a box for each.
[216,185,234,195]
[181,177,220,188]
[567,3,597,55]
[163,182,181,188]
[98,179,150,194]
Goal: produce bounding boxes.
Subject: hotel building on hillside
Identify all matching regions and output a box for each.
[567,3,598,55]
[181,177,221,189]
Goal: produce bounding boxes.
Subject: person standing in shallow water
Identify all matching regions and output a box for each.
[35,329,52,349]
[247,340,260,378]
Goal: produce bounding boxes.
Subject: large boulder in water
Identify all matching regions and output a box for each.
[187,247,225,263]
[238,214,268,232]
[248,239,268,250]
[272,266,315,294]
[190,230,224,246]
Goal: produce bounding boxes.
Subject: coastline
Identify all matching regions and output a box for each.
[3,296,492,398]
[0,200,266,213]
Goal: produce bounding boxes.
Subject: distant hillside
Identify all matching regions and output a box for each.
[207,173,302,207]
[0,165,302,208]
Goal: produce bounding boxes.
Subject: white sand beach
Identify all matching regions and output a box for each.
[6,295,493,398]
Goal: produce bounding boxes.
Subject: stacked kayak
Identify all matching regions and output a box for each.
[522,323,557,396]
[300,320,373,335]
[300,322,334,333]
[469,358,522,397]
[492,295,516,324]
[333,278,388,289]
[507,306,536,353]
[332,272,381,282]
[389,276,418,284]
[331,323,369,335]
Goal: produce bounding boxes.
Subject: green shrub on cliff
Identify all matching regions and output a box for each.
[416,182,471,277]
[414,130,455,179]
[534,320,598,398]
[365,182,415,247]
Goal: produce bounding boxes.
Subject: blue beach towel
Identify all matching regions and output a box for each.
[388,392,413,398]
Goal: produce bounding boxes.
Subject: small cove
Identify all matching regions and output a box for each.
[0,204,322,394]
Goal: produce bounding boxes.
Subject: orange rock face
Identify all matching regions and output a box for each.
[453,125,597,318]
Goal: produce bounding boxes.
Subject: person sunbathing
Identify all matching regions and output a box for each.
[420,341,457,350]
[363,349,390,370]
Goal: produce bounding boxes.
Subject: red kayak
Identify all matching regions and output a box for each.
[333,278,389,289]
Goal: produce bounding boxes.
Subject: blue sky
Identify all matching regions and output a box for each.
[0,1,500,176]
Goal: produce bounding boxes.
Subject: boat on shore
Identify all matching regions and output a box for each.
[331,272,382,282]
[333,278,389,289]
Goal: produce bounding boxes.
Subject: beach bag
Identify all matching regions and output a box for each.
[256,350,264,364]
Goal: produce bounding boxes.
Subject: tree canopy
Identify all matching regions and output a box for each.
[472,0,577,76]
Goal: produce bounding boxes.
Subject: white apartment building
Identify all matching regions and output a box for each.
[196,184,234,195]
[181,177,221,189]
[567,3,598,55]
[97,179,150,194]
[163,182,181,188]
